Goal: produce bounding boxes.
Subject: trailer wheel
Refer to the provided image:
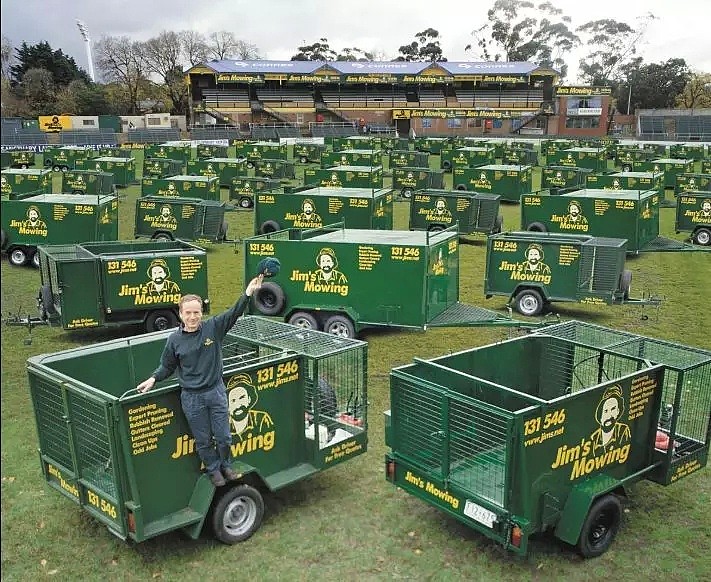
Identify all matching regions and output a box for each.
[577,494,622,558]
[219,220,229,241]
[527,222,547,233]
[61,165,69,172]
[427,225,445,233]
[693,227,711,246]
[31,250,41,268]
[259,220,281,234]
[494,215,504,234]
[442,160,452,170]
[401,188,413,199]
[288,311,319,330]
[145,310,179,332]
[44,159,53,168]
[39,285,57,316]
[618,270,632,299]
[212,484,264,544]
[246,161,255,169]
[72,189,84,195]
[20,163,28,169]
[0,229,6,249]
[324,314,355,338]
[238,196,253,209]
[151,232,173,242]
[52,165,61,172]
[455,184,467,191]
[514,289,544,317]
[300,156,308,164]
[253,282,286,316]
[8,246,29,266]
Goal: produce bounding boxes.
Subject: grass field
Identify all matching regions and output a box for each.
[1,146,710,581]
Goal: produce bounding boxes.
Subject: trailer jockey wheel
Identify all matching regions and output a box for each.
[300,156,308,164]
[494,215,504,234]
[38,285,57,317]
[456,184,467,191]
[212,484,264,544]
[324,314,355,338]
[618,270,632,299]
[577,494,622,558]
[514,289,544,317]
[254,282,286,316]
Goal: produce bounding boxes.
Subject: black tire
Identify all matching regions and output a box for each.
[622,164,631,172]
[288,311,319,330]
[618,269,632,299]
[300,156,308,164]
[259,220,281,234]
[455,184,467,191]
[493,215,504,234]
[52,165,61,172]
[253,282,286,316]
[31,250,40,269]
[145,310,179,332]
[211,484,264,544]
[514,289,544,317]
[8,246,29,267]
[442,160,452,170]
[0,229,6,250]
[577,495,622,558]
[527,221,548,233]
[38,285,57,316]
[72,189,84,195]
[20,163,28,169]
[324,314,355,338]
[238,196,253,209]
[151,232,173,242]
[428,225,445,233]
[61,165,69,173]
[219,220,229,241]
[401,188,413,199]
[44,159,53,167]
[246,161,255,169]
[693,227,711,246]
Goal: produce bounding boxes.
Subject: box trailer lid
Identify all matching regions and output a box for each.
[204,157,248,163]
[476,164,533,172]
[1,168,50,176]
[18,193,117,204]
[325,165,382,172]
[310,228,455,246]
[610,171,662,178]
[293,187,390,199]
[164,175,217,182]
[562,188,657,200]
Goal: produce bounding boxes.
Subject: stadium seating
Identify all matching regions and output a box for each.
[639,116,667,140]
[190,127,244,141]
[275,126,303,138]
[59,129,117,145]
[320,88,408,108]
[250,125,279,140]
[257,88,314,107]
[1,128,48,146]
[126,128,181,143]
[202,89,250,109]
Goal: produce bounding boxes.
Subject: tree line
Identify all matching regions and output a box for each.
[1,0,709,120]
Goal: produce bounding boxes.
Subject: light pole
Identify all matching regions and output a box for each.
[76,20,95,82]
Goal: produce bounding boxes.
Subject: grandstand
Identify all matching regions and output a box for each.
[1,127,48,146]
[638,109,711,141]
[190,126,244,141]
[257,87,314,108]
[59,129,118,145]
[126,128,181,143]
[202,89,250,109]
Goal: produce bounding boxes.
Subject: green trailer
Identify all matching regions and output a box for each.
[34,239,208,332]
[483,231,655,315]
[43,146,94,172]
[1,149,35,169]
[196,143,230,160]
[453,164,533,203]
[141,175,220,201]
[633,158,696,189]
[392,167,445,199]
[1,168,52,197]
[321,149,383,168]
[254,187,393,234]
[60,170,115,195]
[144,143,192,166]
[676,191,711,246]
[331,136,380,151]
[540,139,576,158]
[520,189,660,254]
[387,150,430,169]
[541,166,592,195]
[186,157,247,187]
[414,137,451,155]
[380,136,410,153]
[235,141,287,168]
[229,177,282,209]
[244,224,535,338]
[134,196,228,243]
[409,190,503,236]
[142,158,186,179]
[25,316,368,544]
[547,148,607,172]
[669,143,706,160]
[75,156,137,188]
[440,147,495,171]
[585,171,664,199]
[254,159,296,180]
[641,142,669,156]
[303,166,384,189]
[502,147,538,166]
[385,319,711,556]
[702,160,711,174]
[674,173,711,197]
[614,148,656,171]
[294,142,328,164]
[1,193,118,268]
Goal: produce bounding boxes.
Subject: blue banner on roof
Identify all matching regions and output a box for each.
[439,62,539,75]
[328,61,429,74]
[207,60,325,74]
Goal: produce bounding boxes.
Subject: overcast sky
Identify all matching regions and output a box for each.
[1,0,709,82]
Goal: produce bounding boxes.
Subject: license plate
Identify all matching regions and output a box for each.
[463,500,497,528]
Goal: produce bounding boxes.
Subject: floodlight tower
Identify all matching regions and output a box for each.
[76,20,95,82]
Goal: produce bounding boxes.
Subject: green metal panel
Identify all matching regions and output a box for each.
[414,137,451,154]
[484,231,629,306]
[75,157,136,187]
[294,142,328,163]
[702,160,711,174]
[141,175,220,201]
[236,141,287,162]
[61,170,115,195]
[143,143,192,165]
[387,150,430,169]
[43,146,94,170]
[392,167,445,197]
[615,147,655,169]
[547,148,607,171]
[453,164,533,202]
[669,143,706,160]
[134,196,226,243]
[379,136,410,153]
[98,115,122,132]
[243,227,459,331]
[633,158,695,188]
[229,177,281,205]
[541,139,576,158]
[1,194,118,249]
[186,157,247,186]
[253,187,393,234]
[143,158,185,179]
[586,171,664,199]
[674,173,711,197]
[53,256,104,328]
[440,147,495,171]
[502,147,538,166]
[321,149,383,168]
[254,158,296,180]
[333,136,381,151]
[1,168,52,194]
[409,190,501,235]
[541,166,591,194]
[304,166,383,189]
[675,191,711,239]
[1,150,35,169]
[196,143,229,160]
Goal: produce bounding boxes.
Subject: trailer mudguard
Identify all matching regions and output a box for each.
[554,473,624,545]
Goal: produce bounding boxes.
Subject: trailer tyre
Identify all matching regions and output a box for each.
[442,160,452,170]
[456,184,467,191]
[618,270,632,299]
[259,220,281,234]
[253,282,286,316]
[514,289,544,317]
[151,232,173,242]
[527,222,547,233]
[494,215,504,234]
[145,310,179,332]
[288,311,319,330]
[238,196,253,209]
[212,484,264,544]
[428,225,445,233]
[219,220,229,241]
[300,156,308,164]
[693,227,711,246]
[0,229,6,249]
[31,250,41,268]
[577,494,622,558]
[8,246,29,266]
[324,314,355,338]
[401,188,413,199]
[39,285,57,316]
